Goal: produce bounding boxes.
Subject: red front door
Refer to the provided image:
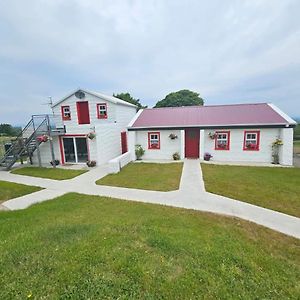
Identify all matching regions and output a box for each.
[76,101,90,124]
[185,129,200,158]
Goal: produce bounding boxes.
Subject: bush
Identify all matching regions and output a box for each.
[50,159,60,166]
[135,144,145,160]
[86,160,97,167]
[172,152,180,160]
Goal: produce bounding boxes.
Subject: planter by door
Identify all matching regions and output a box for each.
[77,101,90,124]
[185,129,200,158]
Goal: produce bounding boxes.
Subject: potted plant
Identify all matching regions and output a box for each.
[172,152,180,160]
[208,132,217,139]
[204,152,213,161]
[86,160,97,167]
[50,159,60,166]
[87,132,96,140]
[37,135,49,142]
[217,143,226,149]
[169,133,178,140]
[135,144,145,160]
[272,139,283,164]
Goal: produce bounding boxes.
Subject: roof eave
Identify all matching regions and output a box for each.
[128,123,294,131]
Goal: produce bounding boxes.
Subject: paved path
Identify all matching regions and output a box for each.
[1,160,300,239]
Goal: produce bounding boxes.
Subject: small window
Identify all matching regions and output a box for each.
[61,106,71,120]
[148,132,160,149]
[243,131,260,151]
[215,131,230,150]
[97,103,107,119]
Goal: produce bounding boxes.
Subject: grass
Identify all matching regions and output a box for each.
[0,193,299,299]
[11,167,87,180]
[294,140,300,154]
[201,163,300,217]
[0,180,42,203]
[96,162,183,191]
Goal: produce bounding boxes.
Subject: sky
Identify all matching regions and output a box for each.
[0,0,300,125]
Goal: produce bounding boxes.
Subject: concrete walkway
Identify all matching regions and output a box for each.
[1,160,300,239]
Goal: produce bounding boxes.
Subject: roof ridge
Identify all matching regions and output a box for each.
[144,103,269,110]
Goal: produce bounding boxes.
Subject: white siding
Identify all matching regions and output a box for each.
[31,137,61,166]
[203,128,281,163]
[280,128,294,166]
[95,123,123,165]
[135,130,182,160]
[130,127,293,165]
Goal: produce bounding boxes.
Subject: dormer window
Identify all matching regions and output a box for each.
[97,103,107,119]
[61,106,71,121]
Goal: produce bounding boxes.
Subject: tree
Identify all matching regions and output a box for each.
[0,124,21,136]
[113,92,146,110]
[154,89,204,108]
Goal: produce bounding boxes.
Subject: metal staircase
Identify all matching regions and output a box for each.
[0,115,65,170]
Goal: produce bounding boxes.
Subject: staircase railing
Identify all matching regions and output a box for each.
[0,116,49,170]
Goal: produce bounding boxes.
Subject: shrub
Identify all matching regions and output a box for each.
[50,159,60,166]
[86,160,97,167]
[172,152,180,160]
[135,144,145,160]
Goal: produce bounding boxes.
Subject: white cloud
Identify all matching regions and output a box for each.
[0,0,299,124]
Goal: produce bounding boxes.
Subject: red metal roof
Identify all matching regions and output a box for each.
[131,103,292,128]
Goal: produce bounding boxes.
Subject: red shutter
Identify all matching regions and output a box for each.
[77,101,90,124]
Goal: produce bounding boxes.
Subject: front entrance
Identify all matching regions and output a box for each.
[185,129,200,158]
[62,137,88,163]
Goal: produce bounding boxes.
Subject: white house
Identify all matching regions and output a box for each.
[127,103,296,166]
[31,89,137,166]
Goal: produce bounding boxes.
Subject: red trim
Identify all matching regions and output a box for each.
[243,130,260,151]
[63,134,87,137]
[215,131,230,150]
[58,136,65,164]
[97,103,108,119]
[148,132,160,150]
[61,106,71,121]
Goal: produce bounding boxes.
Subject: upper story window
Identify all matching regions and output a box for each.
[148,132,160,149]
[61,106,71,121]
[215,131,230,150]
[97,103,107,119]
[243,131,260,151]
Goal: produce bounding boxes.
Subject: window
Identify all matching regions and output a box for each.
[215,131,230,150]
[61,106,71,120]
[97,103,107,119]
[148,132,160,149]
[243,131,260,151]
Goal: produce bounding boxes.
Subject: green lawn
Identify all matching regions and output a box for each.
[0,193,299,299]
[0,180,42,203]
[11,167,87,180]
[96,162,183,191]
[201,164,300,217]
[294,140,300,154]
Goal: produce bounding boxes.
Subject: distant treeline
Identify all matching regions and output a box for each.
[0,124,22,137]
